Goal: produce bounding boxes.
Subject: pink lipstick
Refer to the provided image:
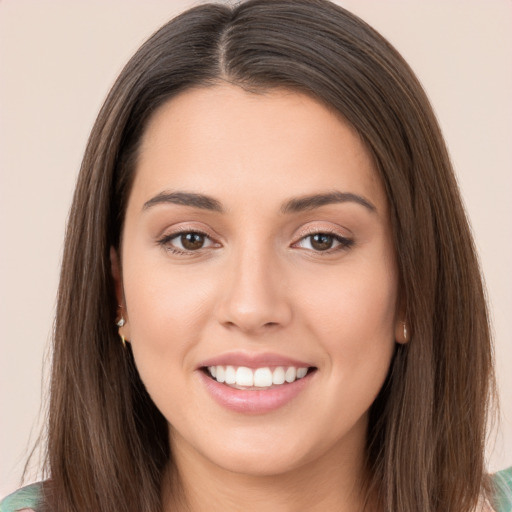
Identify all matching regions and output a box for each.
[197,352,317,414]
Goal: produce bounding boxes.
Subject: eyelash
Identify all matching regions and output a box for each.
[293,228,354,254]
[157,229,217,256]
[157,228,354,256]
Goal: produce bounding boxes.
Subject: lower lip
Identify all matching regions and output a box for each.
[199,370,315,414]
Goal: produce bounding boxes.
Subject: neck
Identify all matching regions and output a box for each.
[163,426,373,512]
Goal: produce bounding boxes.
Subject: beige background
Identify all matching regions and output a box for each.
[1,0,511,498]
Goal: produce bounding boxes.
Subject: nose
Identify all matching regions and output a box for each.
[215,244,293,335]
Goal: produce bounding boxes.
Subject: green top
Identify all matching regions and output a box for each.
[2,467,512,511]
[494,467,512,512]
[1,483,41,512]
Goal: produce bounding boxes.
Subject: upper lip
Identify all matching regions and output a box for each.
[197,352,314,369]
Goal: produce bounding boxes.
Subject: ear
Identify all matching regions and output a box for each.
[394,288,409,344]
[395,318,409,344]
[110,247,131,341]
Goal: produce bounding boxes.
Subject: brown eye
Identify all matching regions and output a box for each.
[180,232,206,250]
[294,232,354,253]
[158,230,217,254]
[310,233,334,251]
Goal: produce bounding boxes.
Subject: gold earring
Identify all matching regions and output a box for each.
[403,321,408,342]
[116,315,127,348]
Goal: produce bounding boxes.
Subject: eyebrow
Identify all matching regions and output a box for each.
[142,190,376,214]
[280,191,376,214]
[143,191,224,212]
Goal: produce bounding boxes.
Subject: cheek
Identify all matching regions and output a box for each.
[121,262,212,420]
[124,248,214,335]
[121,251,209,378]
[297,255,398,386]
[299,260,397,340]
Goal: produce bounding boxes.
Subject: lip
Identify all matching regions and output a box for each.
[198,367,316,415]
[197,351,314,370]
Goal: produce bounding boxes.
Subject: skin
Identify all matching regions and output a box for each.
[113,84,408,511]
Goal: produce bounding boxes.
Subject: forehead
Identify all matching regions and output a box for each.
[131,84,387,214]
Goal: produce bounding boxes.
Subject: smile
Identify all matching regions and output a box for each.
[198,359,317,414]
[205,365,310,389]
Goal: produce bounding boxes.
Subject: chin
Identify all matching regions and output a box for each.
[211,445,311,478]
[192,424,339,478]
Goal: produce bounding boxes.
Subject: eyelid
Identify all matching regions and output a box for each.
[156,224,222,255]
[157,222,220,241]
[293,223,352,241]
[291,225,354,253]
[156,222,354,255]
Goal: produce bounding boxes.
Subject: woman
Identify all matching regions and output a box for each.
[1,0,511,510]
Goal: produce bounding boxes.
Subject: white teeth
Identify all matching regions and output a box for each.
[285,367,297,383]
[236,366,254,386]
[216,366,225,383]
[224,365,236,385]
[272,366,286,385]
[254,367,273,387]
[206,365,310,388]
[297,367,308,379]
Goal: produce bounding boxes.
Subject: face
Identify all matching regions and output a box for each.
[115,84,405,478]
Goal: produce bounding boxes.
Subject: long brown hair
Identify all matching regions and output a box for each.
[41,1,494,510]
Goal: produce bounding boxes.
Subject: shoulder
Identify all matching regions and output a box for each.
[0,483,42,512]
[1,472,511,512]
[491,467,512,512]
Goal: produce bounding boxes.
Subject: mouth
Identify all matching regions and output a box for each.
[197,353,318,413]
[201,365,317,390]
